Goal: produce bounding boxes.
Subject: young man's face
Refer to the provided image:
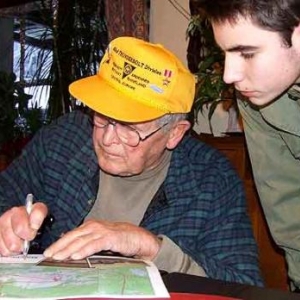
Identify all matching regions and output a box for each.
[212,16,300,106]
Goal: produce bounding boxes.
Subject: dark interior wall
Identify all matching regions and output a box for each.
[0,0,35,9]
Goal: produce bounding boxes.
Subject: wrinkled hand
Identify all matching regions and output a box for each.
[43,219,162,261]
[0,203,48,256]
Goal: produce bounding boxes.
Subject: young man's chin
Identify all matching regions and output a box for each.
[245,95,275,107]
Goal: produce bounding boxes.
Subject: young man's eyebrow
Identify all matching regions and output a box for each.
[226,45,259,52]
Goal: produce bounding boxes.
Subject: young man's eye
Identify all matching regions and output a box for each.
[241,52,255,59]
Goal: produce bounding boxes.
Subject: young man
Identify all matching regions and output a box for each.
[197,0,300,291]
[0,36,262,286]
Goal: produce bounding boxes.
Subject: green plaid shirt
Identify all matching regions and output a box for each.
[0,111,262,286]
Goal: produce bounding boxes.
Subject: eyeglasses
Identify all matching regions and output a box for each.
[93,115,169,147]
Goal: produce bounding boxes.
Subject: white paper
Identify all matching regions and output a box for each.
[0,254,45,264]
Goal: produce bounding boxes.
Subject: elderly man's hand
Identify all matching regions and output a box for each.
[0,202,48,256]
[43,219,162,261]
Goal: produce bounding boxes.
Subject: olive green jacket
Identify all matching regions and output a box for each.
[238,87,300,288]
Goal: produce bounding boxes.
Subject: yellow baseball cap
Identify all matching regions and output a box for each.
[69,36,196,122]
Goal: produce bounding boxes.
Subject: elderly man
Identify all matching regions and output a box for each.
[0,36,262,286]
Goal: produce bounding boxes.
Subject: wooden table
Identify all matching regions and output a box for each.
[68,294,239,300]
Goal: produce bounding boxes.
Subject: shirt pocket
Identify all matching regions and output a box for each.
[280,132,300,159]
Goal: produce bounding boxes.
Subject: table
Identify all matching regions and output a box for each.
[162,273,300,300]
[69,294,239,300]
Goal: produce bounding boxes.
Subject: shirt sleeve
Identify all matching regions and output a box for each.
[142,136,264,287]
[0,132,46,214]
[153,234,206,276]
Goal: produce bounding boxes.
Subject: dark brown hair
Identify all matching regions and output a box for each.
[196,0,300,46]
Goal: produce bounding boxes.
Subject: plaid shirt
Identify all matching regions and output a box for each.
[0,111,262,286]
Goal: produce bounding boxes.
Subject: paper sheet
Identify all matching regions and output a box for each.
[0,254,45,264]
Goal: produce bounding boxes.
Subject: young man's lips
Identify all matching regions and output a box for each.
[240,90,256,97]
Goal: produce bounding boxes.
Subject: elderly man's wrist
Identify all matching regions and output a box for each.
[148,235,163,260]
[135,235,163,260]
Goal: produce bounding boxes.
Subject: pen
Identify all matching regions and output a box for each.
[23,193,33,259]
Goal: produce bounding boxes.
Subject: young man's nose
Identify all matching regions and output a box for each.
[223,58,244,84]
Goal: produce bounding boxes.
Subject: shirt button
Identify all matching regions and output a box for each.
[87,199,94,206]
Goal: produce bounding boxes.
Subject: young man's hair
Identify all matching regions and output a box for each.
[198,0,300,46]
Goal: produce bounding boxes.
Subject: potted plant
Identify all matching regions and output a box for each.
[0,71,45,165]
[187,10,238,134]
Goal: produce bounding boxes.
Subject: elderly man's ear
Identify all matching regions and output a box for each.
[166,120,191,150]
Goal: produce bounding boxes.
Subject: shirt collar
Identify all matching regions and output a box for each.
[260,86,300,136]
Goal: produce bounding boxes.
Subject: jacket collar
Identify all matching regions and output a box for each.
[259,86,300,137]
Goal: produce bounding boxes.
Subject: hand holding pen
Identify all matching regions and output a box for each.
[0,193,48,257]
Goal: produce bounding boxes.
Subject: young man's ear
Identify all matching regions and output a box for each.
[166,120,191,150]
[291,22,300,49]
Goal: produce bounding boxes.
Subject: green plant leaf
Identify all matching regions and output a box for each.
[188,15,236,124]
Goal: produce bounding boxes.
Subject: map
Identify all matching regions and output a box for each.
[0,255,169,299]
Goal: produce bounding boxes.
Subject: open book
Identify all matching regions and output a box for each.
[0,254,170,299]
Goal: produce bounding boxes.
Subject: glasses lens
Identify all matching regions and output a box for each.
[116,124,140,146]
[93,114,140,146]
[94,114,109,128]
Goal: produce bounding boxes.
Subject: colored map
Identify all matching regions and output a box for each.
[0,256,169,299]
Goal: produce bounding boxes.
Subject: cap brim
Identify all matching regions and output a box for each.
[69,75,167,122]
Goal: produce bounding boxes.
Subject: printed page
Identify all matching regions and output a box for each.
[0,255,170,299]
[0,254,45,264]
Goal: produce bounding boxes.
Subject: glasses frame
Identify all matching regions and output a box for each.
[92,116,169,147]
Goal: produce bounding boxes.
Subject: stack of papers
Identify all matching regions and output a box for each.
[0,255,170,299]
